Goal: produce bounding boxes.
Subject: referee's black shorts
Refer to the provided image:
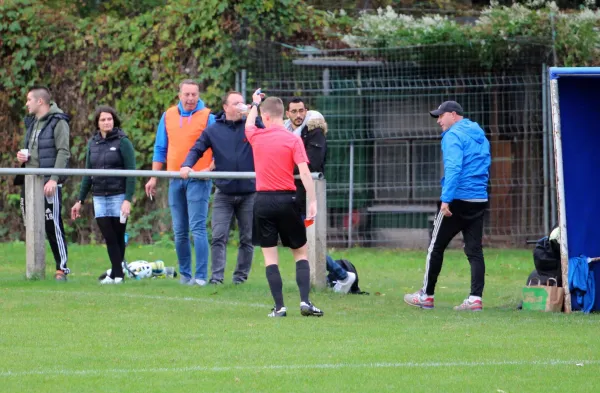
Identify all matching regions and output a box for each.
[253,191,307,249]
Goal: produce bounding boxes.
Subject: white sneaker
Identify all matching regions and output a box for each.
[114,277,124,284]
[333,272,356,294]
[189,279,207,286]
[100,276,115,285]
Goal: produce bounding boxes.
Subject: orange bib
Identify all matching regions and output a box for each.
[164,106,213,172]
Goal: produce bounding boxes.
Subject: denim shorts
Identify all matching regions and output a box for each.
[93,194,125,218]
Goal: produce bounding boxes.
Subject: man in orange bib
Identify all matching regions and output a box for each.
[145,79,215,286]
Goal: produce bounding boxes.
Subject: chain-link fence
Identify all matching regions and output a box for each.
[243,41,555,248]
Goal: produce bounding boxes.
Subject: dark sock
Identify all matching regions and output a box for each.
[266,265,284,310]
[296,259,311,304]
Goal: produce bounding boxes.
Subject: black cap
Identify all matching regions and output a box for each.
[430,101,464,118]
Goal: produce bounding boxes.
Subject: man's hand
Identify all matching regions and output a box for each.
[252,88,265,105]
[71,201,82,220]
[16,151,28,164]
[440,202,452,217]
[246,88,264,129]
[145,177,157,199]
[208,161,216,171]
[180,166,193,179]
[121,200,131,218]
[44,180,57,197]
[307,200,317,221]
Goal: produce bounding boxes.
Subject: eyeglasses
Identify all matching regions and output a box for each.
[289,109,306,115]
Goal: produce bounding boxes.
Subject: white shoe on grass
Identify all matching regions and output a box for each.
[333,272,357,294]
[189,279,207,286]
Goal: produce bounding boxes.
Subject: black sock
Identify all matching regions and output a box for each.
[296,259,311,304]
[266,265,284,310]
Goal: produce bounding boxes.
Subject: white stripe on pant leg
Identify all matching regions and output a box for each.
[422,211,444,293]
[52,189,68,273]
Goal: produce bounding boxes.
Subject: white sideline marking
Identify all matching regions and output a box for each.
[1,359,599,378]
[12,289,271,309]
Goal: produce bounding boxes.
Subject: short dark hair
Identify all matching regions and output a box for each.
[94,105,121,129]
[179,79,200,92]
[29,85,52,104]
[222,90,243,106]
[287,97,307,111]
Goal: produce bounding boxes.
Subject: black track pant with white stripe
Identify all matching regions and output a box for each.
[21,186,69,274]
[423,200,487,297]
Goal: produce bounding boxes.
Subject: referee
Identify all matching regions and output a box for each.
[245,89,323,318]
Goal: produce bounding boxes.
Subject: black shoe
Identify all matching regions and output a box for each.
[209,279,223,285]
[268,306,287,317]
[300,301,324,317]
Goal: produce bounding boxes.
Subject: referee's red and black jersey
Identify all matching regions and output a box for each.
[245,124,309,191]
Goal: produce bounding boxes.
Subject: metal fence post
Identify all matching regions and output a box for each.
[25,175,46,279]
[307,179,327,289]
[241,69,247,102]
[542,63,550,235]
[348,141,354,248]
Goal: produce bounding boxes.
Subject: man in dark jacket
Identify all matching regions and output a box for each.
[181,91,259,285]
[16,86,71,281]
[284,99,356,294]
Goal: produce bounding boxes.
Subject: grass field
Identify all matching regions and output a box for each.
[1,241,599,393]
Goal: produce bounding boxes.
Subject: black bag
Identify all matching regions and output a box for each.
[328,259,369,295]
[533,236,561,275]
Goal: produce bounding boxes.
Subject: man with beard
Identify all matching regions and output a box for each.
[285,98,357,294]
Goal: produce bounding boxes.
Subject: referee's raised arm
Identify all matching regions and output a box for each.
[245,89,264,133]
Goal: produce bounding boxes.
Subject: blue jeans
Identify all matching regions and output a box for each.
[93,193,125,218]
[168,178,212,280]
[327,255,348,281]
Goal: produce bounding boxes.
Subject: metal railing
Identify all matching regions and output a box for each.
[1,168,327,288]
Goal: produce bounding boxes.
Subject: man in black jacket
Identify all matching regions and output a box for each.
[285,98,327,211]
[181,91,260,285]
[285,99,356,294]
[16,86,71,281]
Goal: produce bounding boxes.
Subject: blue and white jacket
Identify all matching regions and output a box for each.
[440,119,491,203]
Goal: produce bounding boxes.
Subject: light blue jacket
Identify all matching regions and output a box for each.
[440,119,491,203]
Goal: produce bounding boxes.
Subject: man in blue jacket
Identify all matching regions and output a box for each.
[404,101,491,311]
[181,91,258,285]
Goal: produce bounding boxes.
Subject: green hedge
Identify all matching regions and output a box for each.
[333,3,600,67]
[0,0,328,243]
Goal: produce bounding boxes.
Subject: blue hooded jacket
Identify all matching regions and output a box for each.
[569,256,595,313]
[152,100,216,164]
[182,112,261,195]
[440,119,491,203]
